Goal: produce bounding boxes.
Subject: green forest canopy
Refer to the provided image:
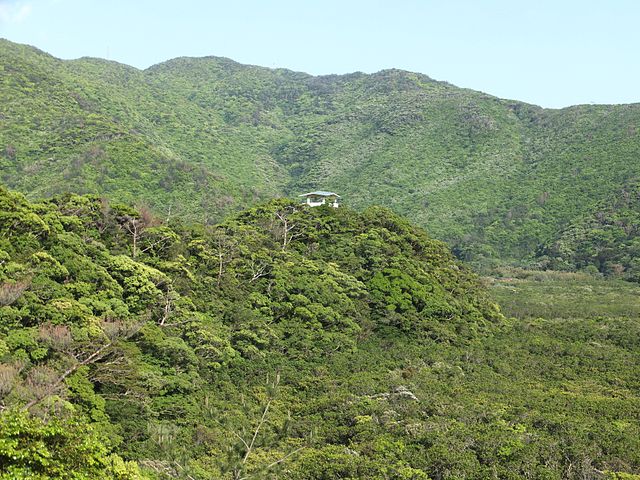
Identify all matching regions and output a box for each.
[2,39,640,277]
[0,186,638,479]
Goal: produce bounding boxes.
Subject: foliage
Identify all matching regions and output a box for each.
[2,39,640,275]
[0,409,144,479]
[539,180,640,281]
[487,267,640,319]
[0,187,638,479]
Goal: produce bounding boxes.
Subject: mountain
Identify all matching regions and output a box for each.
[1,187,639,478]
[2,39,640,275]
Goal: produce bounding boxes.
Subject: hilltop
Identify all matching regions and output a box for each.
[0,186,497,477]
[1,38,640,276]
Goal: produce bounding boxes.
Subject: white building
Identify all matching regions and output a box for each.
[299,191,340,208]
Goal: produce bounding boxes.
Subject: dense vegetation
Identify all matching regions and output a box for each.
[488,268,640,320]
[2,39,640,277]
[1,186,638,479]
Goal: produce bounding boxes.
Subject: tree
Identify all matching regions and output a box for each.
[273,205,301,251]
[118,206,162,258]
[18,320,140,412]
[0,410,145,479]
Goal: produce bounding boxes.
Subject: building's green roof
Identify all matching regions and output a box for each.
[299,191,341,198]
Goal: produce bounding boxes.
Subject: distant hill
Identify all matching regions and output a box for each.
[2,39,639,276]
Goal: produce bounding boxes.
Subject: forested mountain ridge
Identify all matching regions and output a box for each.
[1,186,639,479]
[2,38,640,275]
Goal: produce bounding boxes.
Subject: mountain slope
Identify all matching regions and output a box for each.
[1,39,640,273]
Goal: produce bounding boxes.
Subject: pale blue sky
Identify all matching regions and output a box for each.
[1,0,638,108]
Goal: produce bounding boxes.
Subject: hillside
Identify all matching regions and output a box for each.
[1,39,640,275]
[1,187,639,479]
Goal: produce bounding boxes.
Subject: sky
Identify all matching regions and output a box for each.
[1,0,639,108]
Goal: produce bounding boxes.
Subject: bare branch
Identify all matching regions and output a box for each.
[237,446,306,480]
[23,341,112,411]
[230,430,250,451]
[274,207,299,251]
[265,446,306,470]
[249,261,270,283]
[159,291,174,326]
[242,400,271,465]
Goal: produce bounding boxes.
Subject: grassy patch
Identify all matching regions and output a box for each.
[487,268,640,319]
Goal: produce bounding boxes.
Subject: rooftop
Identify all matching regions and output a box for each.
[299,191,341,198]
